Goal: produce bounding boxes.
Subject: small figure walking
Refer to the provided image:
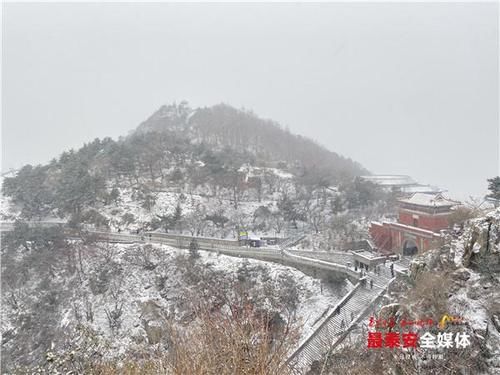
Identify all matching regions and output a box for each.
[340,319,345,330]
[390,263,395,277]
[370,279,373,289]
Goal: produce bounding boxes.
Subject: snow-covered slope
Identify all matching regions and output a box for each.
[1,237,351,371]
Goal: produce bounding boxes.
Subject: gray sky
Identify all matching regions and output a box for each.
[2,2,498,199]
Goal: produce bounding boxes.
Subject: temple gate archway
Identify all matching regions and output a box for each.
[402,239,418,256]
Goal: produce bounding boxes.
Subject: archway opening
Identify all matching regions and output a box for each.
[403,239,418,256]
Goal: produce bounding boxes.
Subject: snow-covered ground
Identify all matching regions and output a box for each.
[0,191,19,222]
[1,239,350,366]
[99,185,284,239]
[199,249,351,338]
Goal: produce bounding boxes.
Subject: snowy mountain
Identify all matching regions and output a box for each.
[1,102,386,249]
[1,102,386,372]
[135,102,367,181]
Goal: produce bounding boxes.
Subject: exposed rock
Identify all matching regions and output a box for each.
[409,260,427,281]
[452,267,471,282]
[143,320,165,345]
[140,300,163,321]
[463,214,500,270]
[466,283,482,300]
[492,314,500,334]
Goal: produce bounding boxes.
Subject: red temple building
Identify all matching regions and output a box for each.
[369,193,459,256]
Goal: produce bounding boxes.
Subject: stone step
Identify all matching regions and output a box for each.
[289,281,391,371]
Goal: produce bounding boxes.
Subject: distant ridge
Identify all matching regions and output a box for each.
[136,102,368,181]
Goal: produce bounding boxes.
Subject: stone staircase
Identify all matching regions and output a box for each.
[288,273,395,372]
[279,231,307,249]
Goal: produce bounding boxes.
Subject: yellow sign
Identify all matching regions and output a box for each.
[438,314,464,330]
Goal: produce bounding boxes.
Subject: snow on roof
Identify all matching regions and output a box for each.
[398,193,459,207]
[401,184,444,194]
[238,165,294,179]
[352,250,386,260]
[360,175,416,186]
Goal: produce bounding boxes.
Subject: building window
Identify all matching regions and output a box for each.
[413,218,418,227]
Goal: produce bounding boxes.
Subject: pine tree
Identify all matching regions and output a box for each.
[189,238,200,259]
[487,176,500,201]
[173,203,183,232]
[173,203,182,222]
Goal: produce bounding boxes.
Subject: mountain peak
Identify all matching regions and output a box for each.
[135,102,367,180]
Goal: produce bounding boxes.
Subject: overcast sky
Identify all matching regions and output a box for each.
[2,2,498,199]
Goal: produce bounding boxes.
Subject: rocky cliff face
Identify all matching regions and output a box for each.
[462,210,499,271]
[403,209,500,373]
[449,209,500,373]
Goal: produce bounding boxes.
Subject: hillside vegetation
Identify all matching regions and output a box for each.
[1,103,386,373]
[136,102,366,180]
[2,102,386,249]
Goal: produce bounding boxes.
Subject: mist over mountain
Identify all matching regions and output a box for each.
[3,102,498,374]
[135,102,367,181]
[1,102,385,372]
[2,101,380,242]
[2,3,497,373]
